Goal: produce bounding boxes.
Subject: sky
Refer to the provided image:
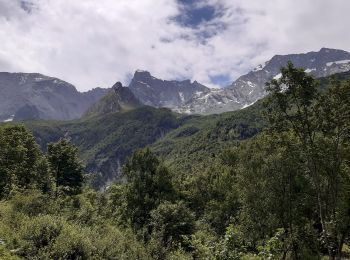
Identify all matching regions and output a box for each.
[0,0,350,91]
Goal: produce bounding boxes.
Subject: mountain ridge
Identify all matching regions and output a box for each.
[128,70,210,109]
[0,72,110,121]
[1,48,350,121]
[178,47,350,114]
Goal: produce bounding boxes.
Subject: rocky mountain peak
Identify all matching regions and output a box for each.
[178,47,350,115]
[112,81,123,90]
[83,81,142,118]
[128,70,210,109]
[133,70,152,80]
[0,72,109,121]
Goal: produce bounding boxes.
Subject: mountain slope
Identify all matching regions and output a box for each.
[0,72,109,121]
[180,48,350,114]
[26,106,182,185]
[84,82,142,117]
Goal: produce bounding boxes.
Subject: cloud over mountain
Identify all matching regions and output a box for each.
[0,0,349,90]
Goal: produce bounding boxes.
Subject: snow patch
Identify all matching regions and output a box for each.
[3,115,14,122]
[273,73,282,80]
[179,92,185,103]
[247,81,256,88]
[182,108,192,114]
[252,61,269,72]
[305,68,316,73]
[326,60,350,66]
[53,79,63,84]
[242,101,256,109]
[137,81,151,88]
[253,64,263,71]
[198,92,213,103]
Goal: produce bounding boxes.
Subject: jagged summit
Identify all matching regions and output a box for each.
[84,82,142,117]
[178,47,350,114]
[133,70,152,80]
[128,70,210,109]
[112,81,123,90]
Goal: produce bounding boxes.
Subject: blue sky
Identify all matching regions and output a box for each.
[0,0,350,90]
[175,0,221,28]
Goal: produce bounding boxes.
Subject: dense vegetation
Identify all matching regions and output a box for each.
[0,64,350,259]
[25,106,183,186]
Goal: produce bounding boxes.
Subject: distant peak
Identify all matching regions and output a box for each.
[134,70,151,78]
[319,47,347,53]
[112,81,123,90]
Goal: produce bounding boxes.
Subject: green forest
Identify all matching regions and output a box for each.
[1,63,350,259]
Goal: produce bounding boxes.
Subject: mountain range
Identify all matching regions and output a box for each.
[0,72,109,121]
[1,48,350,122]
[178,47,350,114]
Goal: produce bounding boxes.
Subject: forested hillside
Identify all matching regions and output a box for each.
[24,70,350,187]
[1,64,350,259]
[25,107,183,186]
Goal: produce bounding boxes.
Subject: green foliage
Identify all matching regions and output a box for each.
[0,190,151,260]
[257,228,286,259]
[48,138,84,195]
[264,62,350,258]
[181,158,240,235]
[27,106,182,185]
[123,149,176,231]
[0,125,51,198]
[150,201,195,249]
[1,65,350,259]
[0,245,21,260]
[214,224,245,260]
[186,228,217,259]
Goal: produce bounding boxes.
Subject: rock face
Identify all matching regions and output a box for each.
[0,72,109,121]
[128,70,210,109]
[84,82,142,117]
[178,48,350,114]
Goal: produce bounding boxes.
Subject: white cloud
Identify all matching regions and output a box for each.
[0,0,349,91]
